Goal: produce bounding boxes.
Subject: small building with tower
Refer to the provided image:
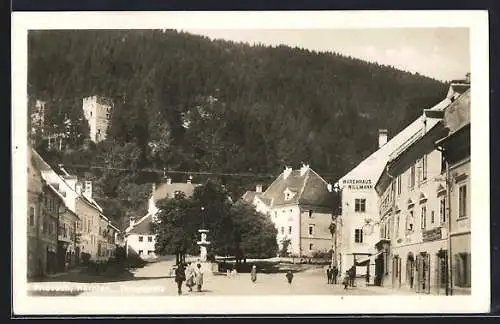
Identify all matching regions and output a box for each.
[82,96,113,143]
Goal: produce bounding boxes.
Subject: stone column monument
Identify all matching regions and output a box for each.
[197,229,211,262]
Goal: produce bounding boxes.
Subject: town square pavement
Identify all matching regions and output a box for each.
[27,260,411,296]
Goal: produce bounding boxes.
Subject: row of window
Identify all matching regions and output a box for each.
[96,244,114,258]
[273,210,315,219]
[282,242,316,252]
[138,235,154,242]
[138,250,155,256]
[379,184,468,240]
[279,225,315,236]
[408,154,429,191]
[58,222,76,240]
[43,194,59,214]
[29,207,60,237]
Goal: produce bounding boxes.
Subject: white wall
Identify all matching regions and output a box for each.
[339,183,380,272]
[270,205,301,255]
[127,234,157,259]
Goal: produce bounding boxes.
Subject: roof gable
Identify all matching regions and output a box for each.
[153,182,200,202]
[339,97,452,186]
[260,167,334,208]
[127,214,154,235]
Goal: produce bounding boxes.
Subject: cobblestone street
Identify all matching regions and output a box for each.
[28,261,412,296]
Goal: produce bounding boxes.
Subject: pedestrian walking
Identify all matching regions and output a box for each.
[332,266,339,284]
[174,263,186,295]
[326,266,332,284]
[343,271,349,289]
[349,266,356,287]
[286,270,294,284]
[185,262,195,292]
[250,265,257,283]
[195,263,204,292]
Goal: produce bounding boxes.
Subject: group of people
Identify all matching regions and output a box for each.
[326,265,358,289]
[175,263,298,295]
[326,265,339,284]
[174,262,204,295]
[342,265,357,289]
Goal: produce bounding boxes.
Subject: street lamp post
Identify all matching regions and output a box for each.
[331,182,342,269]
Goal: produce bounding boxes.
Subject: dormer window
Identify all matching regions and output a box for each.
[283,188,295,201]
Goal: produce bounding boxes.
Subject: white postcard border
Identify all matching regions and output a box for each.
[11,10,490,315]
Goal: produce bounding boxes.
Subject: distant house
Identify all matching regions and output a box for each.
[125,178,200,260]
[30,100,46,138]
[245,164,335,257]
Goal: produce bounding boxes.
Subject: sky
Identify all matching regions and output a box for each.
[182,28,470,82]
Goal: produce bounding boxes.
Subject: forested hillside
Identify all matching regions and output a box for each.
[28,29,449,229]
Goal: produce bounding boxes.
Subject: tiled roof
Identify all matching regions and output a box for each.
[31,148,54,172]
[338,96,452,186]
[449,83,470,96]
[298,169,335,207]
[442,89,471,135]
[260,167,334,208]
[240,191,262,204]
[153,182,199,202]
[127,214,154,235]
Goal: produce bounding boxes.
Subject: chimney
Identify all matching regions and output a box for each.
[378,129,388,148]
[75,183,82,195]
[129,217,135,228]
[166,178,172,185]
[58,164,70,176]
[465,72,471,84]
[187,175,192,184]
[283,166,293,180]
[83,181,93,199]
[256,184,263,193]
[300,163,310,176]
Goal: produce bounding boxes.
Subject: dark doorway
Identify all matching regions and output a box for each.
[374,254,384,286]
[392,256,401,288]
[407,253,415,289]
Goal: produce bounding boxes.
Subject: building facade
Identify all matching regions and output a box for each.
[336,82,468,283]
[39,181,63,276]
[243,164,335,257]
[74,181,111,263]
[375,109,450,294]
[31,149,117,266]
[27,146,44,279]
[82,96,113,143]
[57,205,79,271]
[436,89,471,295]
[125,178,199,259]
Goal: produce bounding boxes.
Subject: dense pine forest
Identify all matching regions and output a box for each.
[28,29,449,229]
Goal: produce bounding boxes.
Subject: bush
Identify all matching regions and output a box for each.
[279,238,292,257]
[312,249,332,259]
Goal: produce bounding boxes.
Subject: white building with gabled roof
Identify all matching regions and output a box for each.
[125,178,200,260]
[243,164,336,257]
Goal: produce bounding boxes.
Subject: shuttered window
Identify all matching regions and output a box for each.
[458,185,467,218]
[454,253,471,288]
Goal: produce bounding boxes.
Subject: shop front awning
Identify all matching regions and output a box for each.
[356,252,383,266]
